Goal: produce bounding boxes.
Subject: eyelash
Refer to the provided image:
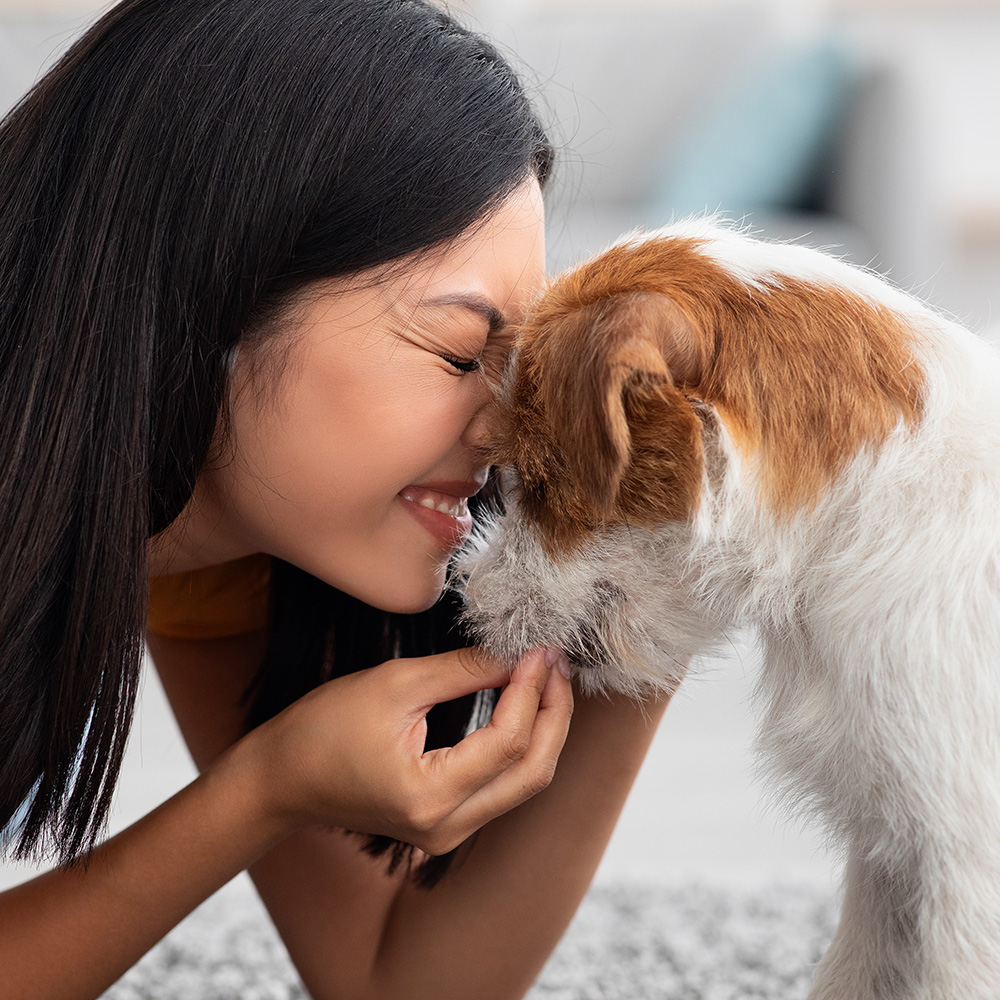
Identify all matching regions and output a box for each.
[442,354,482,374]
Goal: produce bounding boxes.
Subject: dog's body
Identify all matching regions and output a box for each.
[455,220,1000,998]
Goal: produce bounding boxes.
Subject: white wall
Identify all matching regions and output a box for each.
[0,0,105,12]
[833,6,1000,332]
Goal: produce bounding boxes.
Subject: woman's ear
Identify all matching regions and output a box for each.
[519,291,705,521]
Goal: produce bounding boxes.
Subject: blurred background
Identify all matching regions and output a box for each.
[466,0,1000,337]
[1,0,998,894]
[2,0,1000,334]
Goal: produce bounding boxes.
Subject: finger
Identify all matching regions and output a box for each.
[481,662,573,796]
[537,654,575,719]
[429,664,574,842]
[463,663,574,803]
[424,647,565,799]
[488,645,553,728]
[395,645,515,712]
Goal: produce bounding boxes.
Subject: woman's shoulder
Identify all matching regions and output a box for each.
[147,553,272,639]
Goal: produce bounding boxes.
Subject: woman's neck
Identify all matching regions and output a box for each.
[148,485,257,576]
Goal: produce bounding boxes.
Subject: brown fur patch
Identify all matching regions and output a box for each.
[493,235,927,553]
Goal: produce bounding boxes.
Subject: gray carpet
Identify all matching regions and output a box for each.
[101,879,839,999]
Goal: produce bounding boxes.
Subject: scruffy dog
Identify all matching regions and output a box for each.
[454,219,1000,999]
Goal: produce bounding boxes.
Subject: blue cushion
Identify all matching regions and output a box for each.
[649,39,855,219]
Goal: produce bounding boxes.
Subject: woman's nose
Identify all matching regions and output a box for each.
[462,386,500,452]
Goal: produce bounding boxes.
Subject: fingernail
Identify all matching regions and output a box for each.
[543,646,573,679]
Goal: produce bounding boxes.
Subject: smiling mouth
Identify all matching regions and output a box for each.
[399,488,471,519]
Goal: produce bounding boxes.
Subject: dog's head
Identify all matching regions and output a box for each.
[491,281,708,555]
[456,221,927,692]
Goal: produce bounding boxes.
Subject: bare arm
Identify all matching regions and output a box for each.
[0,634,567,1000]
[150,630,670,1000]
[367,685,668,1000]
[0,710,287,1000]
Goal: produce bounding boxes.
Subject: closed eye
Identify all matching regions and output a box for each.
[442,354,482,375]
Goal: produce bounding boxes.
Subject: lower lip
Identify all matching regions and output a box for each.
[399,495,473,549]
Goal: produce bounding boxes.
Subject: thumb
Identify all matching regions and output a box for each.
[399,645,517,712]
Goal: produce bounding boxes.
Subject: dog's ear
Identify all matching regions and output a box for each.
[522,291,706,521]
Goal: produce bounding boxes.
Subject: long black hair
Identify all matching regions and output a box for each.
[0,0,552,869]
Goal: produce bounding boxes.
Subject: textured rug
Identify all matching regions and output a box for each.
[101,878,839,999]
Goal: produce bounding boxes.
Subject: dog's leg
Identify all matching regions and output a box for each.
[760,639,1000,999]
[810,729,1000,999]
[809,849,921,1000]
[810,836,1000,1000]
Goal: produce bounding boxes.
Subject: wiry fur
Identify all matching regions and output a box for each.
[453,219,1000,999]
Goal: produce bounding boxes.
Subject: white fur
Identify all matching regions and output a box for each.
[454,224,1000,999]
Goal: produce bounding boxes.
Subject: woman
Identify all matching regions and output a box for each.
[0,1,670,997]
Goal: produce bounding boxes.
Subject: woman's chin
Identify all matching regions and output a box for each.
[300,550,451,616]
[397,596,445,615]
[353,573,448,616]
[382,585,448,616]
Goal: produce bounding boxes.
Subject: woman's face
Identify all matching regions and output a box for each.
[169,179,545,613]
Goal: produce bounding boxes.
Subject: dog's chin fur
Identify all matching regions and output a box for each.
[454,512,710,700]
[452,219,1000,999]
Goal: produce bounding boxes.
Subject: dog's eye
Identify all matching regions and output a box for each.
[442,354,482,375]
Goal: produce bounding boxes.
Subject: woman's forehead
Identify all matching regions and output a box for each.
[285,179,545,327]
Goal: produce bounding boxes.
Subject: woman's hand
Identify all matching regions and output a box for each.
[236,646,574,855]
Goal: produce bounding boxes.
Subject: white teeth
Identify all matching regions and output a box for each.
[415,496,469,517]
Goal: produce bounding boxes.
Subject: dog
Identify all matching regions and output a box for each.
[453,218,1000,999]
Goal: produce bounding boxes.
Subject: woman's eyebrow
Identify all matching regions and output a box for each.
[420,293,507,332]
